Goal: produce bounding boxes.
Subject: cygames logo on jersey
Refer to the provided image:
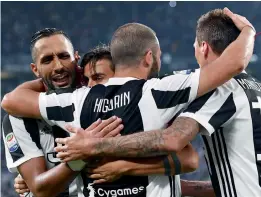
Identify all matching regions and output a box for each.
[6,133,19,153]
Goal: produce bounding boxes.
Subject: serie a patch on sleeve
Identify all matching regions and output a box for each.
[6,132,20,153]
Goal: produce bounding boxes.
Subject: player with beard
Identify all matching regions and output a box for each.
[2,28,122,197]
[53,9,258,197]
[1,8,256,197]
[13,44,214,197]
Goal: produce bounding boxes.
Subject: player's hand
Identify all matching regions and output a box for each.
[85,158,126,184]
[55,116,123,161]
[223,7,256,33]
[14,174,30,196]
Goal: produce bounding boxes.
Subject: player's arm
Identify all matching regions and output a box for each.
[2,115,78,197]
[1,79,44,118]
[87,144,199,184]
[196,8,255,97]
[18,157,77,197]
[181,180,215,197]
[55,83,235,161]
[96,86,234,157]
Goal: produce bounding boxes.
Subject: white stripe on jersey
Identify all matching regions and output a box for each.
[180,72,261,197]
[38,70,201,197]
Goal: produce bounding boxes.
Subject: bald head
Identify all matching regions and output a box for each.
[110,23,159,67]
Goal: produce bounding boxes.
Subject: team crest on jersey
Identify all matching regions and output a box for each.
[6,133,19,153]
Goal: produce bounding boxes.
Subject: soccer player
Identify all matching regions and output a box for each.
[1,8,255,197]
[14,45,212,197]
[81,46,215,197]
[54,9,259,197]
[2,28,122,197]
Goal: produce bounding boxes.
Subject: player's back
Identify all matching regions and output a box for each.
[197,72,261,197]
[74,75,200,197]
[39,70,201,197]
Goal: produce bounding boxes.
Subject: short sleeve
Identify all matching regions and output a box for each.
[179,84,237,136]
[2,115,44,172]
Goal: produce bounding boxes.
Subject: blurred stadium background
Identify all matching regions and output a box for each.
[1,1,261,196]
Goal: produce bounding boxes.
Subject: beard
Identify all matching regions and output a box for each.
[39,68,76,91]
[147,54,160,79]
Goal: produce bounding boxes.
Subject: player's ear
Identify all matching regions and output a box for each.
[144,50,153,68]
[30,63,40,78]
[201,41,209,59]
[74,51,81,63]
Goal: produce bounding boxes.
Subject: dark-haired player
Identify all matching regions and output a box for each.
[2,28,122,197]
[2,8,255,197]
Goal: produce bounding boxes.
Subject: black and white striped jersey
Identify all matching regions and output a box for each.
[2,114,80,197]
[179,72,261,197]
[38,70,200,197]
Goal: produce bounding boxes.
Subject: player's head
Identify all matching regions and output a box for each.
[110,23,161,79]
[30,28,78,90]
[80,45,115,87]
[195,9,240,67]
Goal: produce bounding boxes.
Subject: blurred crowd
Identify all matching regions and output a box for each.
[1,1,261,196]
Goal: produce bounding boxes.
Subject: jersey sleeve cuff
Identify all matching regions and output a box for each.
[7,151,44,173]
[179,112,215,136]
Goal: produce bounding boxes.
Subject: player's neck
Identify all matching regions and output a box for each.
[114,66,148,80]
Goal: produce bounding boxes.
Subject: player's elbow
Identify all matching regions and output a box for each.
[233,60,245,75]
[32,185,57,197]
[1,93,14,114]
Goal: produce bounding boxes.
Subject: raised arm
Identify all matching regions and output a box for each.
[196,8,255,97]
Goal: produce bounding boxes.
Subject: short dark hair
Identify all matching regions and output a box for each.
[110,23,158,67]
[80,44,114,71]
[30,28,73,62]
[196,9,240,55]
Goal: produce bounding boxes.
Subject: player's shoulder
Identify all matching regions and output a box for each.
[144,69,199,88]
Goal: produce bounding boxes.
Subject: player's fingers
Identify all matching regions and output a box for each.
[104,124,124,138]
[223,7,235,19]
[55,137,68,145]
[97,118,123,137]
[54,144,68,153]
[15,188,30,194]
[93,179,107,184]
[85,119,102,131]
[15,176,26,184]
[89,173,103,179]
[14,183,28,190]
[65,125,84,134]
[91,116,117,135]
[56,151,70,159]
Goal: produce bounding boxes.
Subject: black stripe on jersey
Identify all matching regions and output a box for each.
[169,176,173,197]
[46,104,75,122]
[208,93,236,130]
[212,133,228,197]
[151,87,191,109]
[2,115,25,162]
[80,80,148,196]
[184,89,216,113]
[172,175,176,197]
[220,129,238,197]
[23,118,41,150]
[202,136,222,197]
